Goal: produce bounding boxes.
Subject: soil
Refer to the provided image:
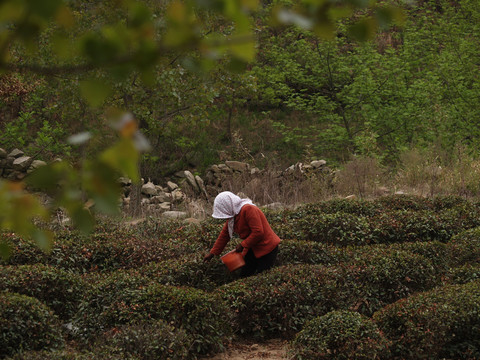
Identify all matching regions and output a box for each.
[204,339,291,360]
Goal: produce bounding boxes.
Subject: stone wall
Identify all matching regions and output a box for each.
[0,148,46,181]
[0,147,330,218]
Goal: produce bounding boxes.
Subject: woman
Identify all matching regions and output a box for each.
[203,191,281,277]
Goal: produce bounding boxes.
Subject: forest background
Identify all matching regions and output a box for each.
[1,0,480,207]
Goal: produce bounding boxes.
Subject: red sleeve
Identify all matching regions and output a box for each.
[210,221,231,256]
[240,207,265,248]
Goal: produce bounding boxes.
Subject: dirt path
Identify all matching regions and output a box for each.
[205,339,291,360]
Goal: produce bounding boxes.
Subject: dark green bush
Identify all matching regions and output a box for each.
[219,252,438,339]
[446,227,480,266]
[348,249,441,315]
[0,292,64,358]
[276,240,348,266]
[75,282,231,355]
[374,195,433,211]
[289,310,390,360]
[447,264,480,285]
[98,320,191,360]
[2,228,204,272]
[218,264,341,339]
[0,264,88,319]
[296,212,370,246]
[374,281,480,360]
[7,347,138,360]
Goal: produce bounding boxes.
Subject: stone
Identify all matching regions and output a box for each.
[210,164,221,173]
[16,171,26,180]
[141,181,157,196]
[159,202,171,211]
[141,198,150,206]
[123,197,130,206]
[311,160,327,168]
[150,193,171,204]
[13,156,33,171]
[30,160,47,169]
[250,167,260,175]
[118,177,132,186]
[195,175,207,196]
[167,181,178,191]
[174,171,186,178]
[184,170,200,193]
[218,164,233,174]
[162,211,188,219]
[172,189,185,201]
[8,149,24,158]
[0,148,6,158]
[225,160,249,172]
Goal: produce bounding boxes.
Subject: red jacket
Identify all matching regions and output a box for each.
[210,204,281,258]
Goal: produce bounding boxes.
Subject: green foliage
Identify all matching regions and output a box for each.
[0,292,64,358]
[445,227,480,267]
[219,250,439,339]
[0,264,88,319]
[74,281,232,355]
[98,320,191,360]
[373,281,480,359]
[290,310,390,360]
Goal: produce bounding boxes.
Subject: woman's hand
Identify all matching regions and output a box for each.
[235,243,244,253]
[203,253,214,262]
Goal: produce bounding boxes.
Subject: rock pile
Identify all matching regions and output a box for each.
[0,146,330,217]
[0,148,46,181]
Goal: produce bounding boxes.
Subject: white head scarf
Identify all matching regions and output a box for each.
[212,191,254,238]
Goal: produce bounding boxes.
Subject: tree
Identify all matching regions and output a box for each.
[0,0,405,259]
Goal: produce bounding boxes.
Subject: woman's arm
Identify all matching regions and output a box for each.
[209,221,231,255]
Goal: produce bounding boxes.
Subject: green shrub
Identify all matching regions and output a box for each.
[219,251,440,339]
[0,292,64,358]
[289,310,390,360]
[218,264,341,339]
[432,195,469,210]
[276,240,349,266]
[348,249,440,315]
[98,320,192,360]
[0,264,88,320]
[75,282,231,355]
[374,195,433,211]
[296,212,370,246]
[446,227,480,266]
[447,264,480,285]
[7,347,138,360]
[2,228,204,272]
[373,281,480,360]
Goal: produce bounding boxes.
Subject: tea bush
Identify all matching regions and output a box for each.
[289,310,390,360]
[98,320,192,360]
[0,292,64,358]
[276,240,348,266]
[74,282,232,355]
[219,251,438,339]
[373,281,480,360]
[447,264,480,285]
[218,264,341,339]
[374,195,434,211]
[295,212,370,246]
[7,347,138,360]
[446,227,480,266]
[0,264,88,319]
[1,228,204,272]
[347,249,441,316]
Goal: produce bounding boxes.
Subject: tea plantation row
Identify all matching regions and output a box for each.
[1,195,480,359]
